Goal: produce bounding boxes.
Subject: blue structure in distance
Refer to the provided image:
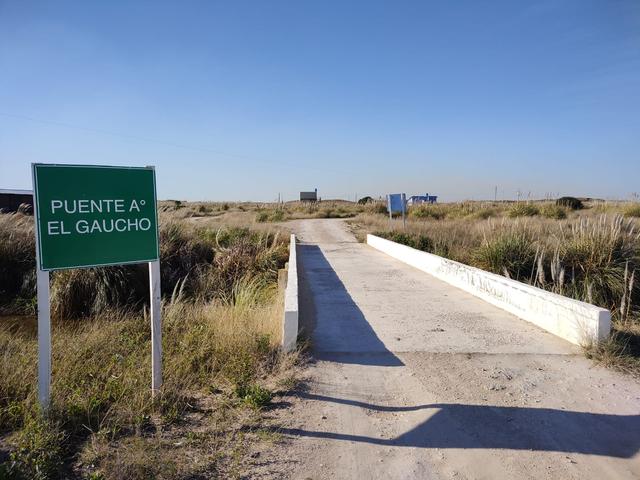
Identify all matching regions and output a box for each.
[406,194,437,206]
[387,193,406,213]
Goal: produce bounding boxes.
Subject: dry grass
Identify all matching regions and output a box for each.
[2,197,638,477]
[0,209,298,479]
[624,203,640,218]
[0,212,289,318]
[1,296,293,479]
[0,214,36,313]
[157,199,375,225]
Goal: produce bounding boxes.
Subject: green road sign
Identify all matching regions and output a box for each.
[32,164,159,270]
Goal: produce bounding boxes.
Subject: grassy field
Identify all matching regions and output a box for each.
[0,209,296,479]
[2,197,638,477]
[157,198,380,224]
[174,196,640,376]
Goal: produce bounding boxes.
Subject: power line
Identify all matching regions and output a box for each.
[0,111,354,176]
[0,112,248,158]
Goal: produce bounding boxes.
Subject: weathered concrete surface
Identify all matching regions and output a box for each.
[253,219,640,480]
[367,234,610,345]
[282,234,298,352]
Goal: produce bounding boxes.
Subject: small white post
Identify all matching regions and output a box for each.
[149,260,162,395]
[282,234,298,352]
[402,193,407,230]
[37,268,51,410]
[33,162,51,411]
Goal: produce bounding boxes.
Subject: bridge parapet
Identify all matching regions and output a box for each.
[367,234,610,346]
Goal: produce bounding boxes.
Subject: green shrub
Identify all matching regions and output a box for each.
[158,221,216,299]
[357,196,373,205]
[372,231,434,253]
[8,417,66,480]
[318,208,334,218]
[540,204,567,219]
[367,202,387,215]
[315,207,356,219]
[556,196,583,210]
[556,218,638,310]
[413,234,434,252]
[0,400,25,432]
[623,204,640,218]
[270,209,285,222]
[0,214,287,319]
[255,209,287,222]
[51,266,148,320]
[385,232,413,246]
[469,208,497,220]
[507,203,539,218]
[432,240,451,258]
[409,206,445,220]
[473,232,536,279]
[0,214,35,312]
[235,384,273,409]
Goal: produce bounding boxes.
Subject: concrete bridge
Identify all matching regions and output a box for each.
[261,219,640,480]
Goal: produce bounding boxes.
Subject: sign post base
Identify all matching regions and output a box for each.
[37,268,50,411]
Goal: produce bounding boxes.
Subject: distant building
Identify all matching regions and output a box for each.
[0,189,33,213]
[406,194,437,206]
[300,188,318,202]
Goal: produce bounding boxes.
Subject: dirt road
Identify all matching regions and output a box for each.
[255,219,640,479]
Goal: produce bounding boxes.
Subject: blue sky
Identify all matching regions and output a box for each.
[1,1,639,201]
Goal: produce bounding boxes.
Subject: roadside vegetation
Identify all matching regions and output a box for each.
[3,196,638,477]
[349,199,640,377]
[0,209,296,479]
[157,199,380,224]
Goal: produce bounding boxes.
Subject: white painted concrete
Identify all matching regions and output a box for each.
[149,260,162,395]
[32,163,51,410]
[282,234,298,352]
[36,268,50,410]
[367,234,611,345]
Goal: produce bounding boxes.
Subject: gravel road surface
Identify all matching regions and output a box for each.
[251,219,640,480]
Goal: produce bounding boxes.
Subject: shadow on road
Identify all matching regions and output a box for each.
[277,395,640,458]
[298,244,403,367]
[289,230,640,462]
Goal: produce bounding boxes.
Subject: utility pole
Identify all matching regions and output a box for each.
[494,186,497,202]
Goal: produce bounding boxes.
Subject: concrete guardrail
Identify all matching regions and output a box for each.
[367,234,611,346]
[282,234,298,352]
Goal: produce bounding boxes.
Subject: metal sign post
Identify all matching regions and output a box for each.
[149,260,162,395]
[36,269,51,409]
[31,172,51,409]
[32,163,161,409]
[387,193,406,230]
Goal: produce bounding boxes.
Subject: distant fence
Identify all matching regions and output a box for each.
[282,234,298,352]
[0,190,33,213]
[367,234,610,346]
